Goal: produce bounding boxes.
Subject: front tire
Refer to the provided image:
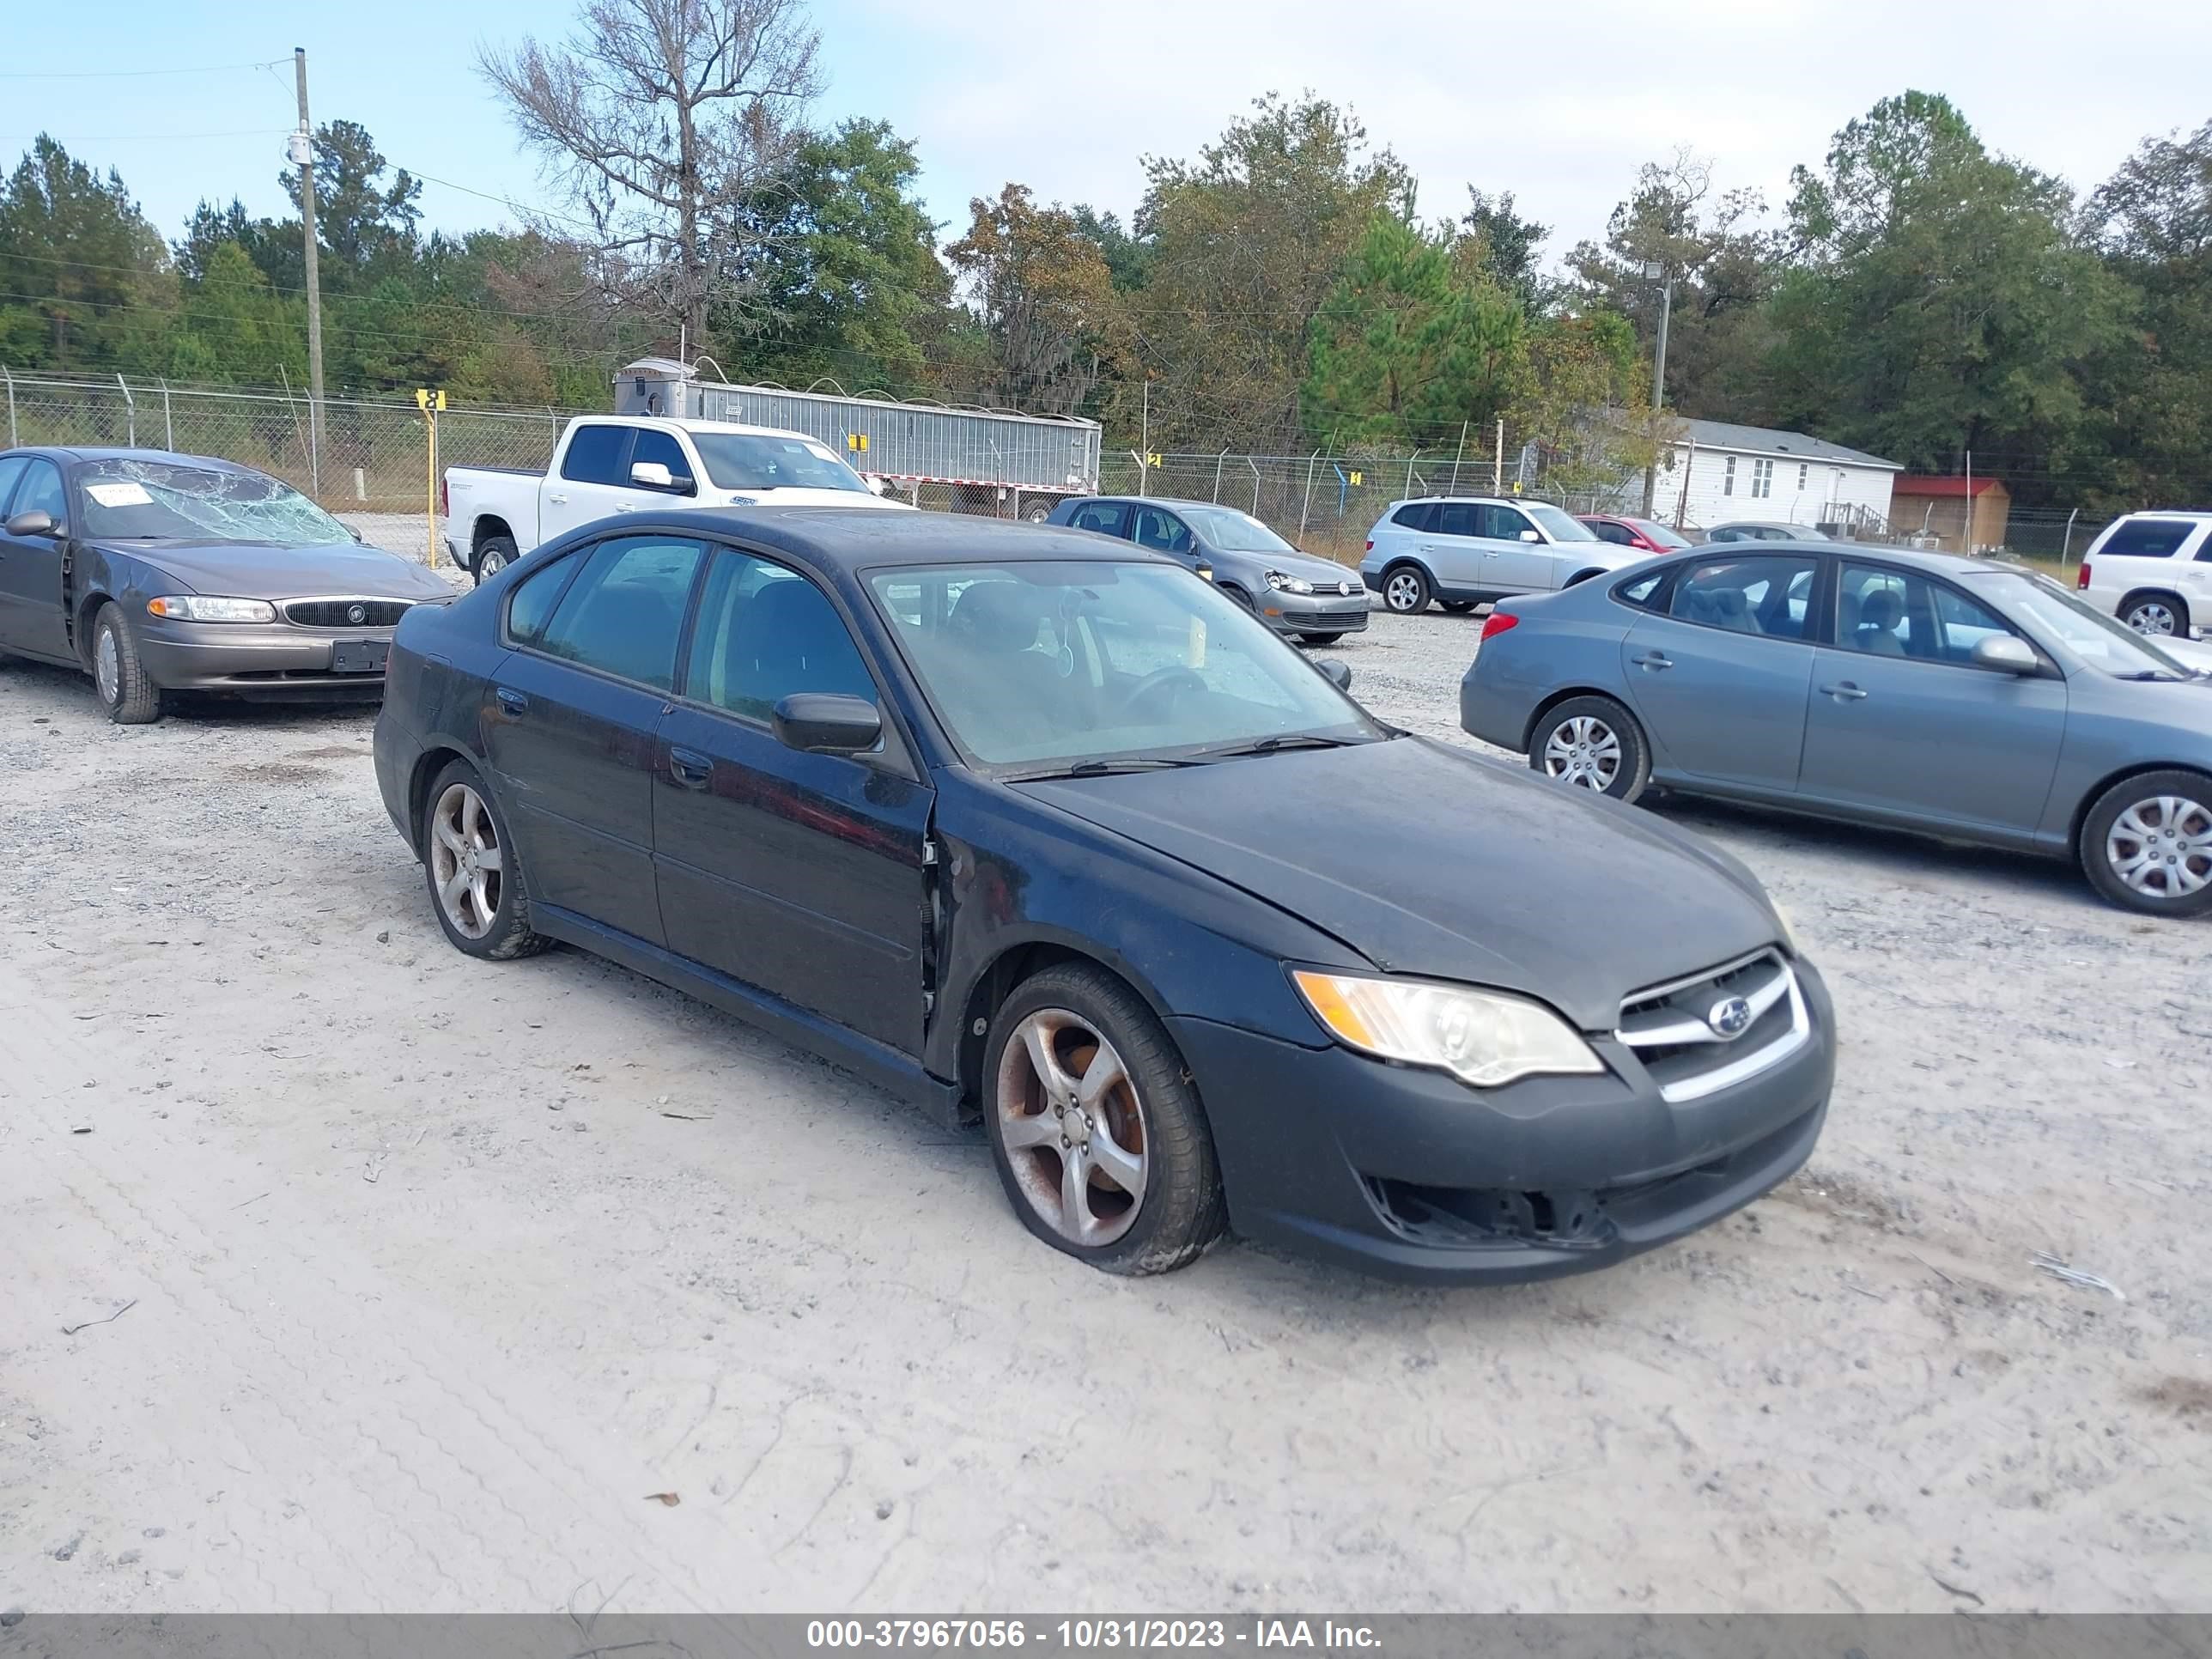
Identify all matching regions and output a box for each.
[1528,695,1652,803]
[2119,592,2188,637]
[92,602,161,724]
[471,534,519,587]
[422,759,551,958]
[1440,600,1476,614]
[1382,564,1431,614]
[2079,770,2212,917]
[982,963,1227,1275]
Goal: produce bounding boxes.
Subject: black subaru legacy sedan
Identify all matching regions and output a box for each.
[373,507,1833,1282]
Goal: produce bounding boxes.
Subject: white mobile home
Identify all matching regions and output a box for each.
[1660,418,1899,533]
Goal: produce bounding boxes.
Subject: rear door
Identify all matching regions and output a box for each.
[652,547,934,1054]
[1418,501,1484,589]
[1064,500,1132,540]
[539,423,639,543]
[1619,552,1823,791]
[1798,561,2065,834]
[481,531,708,945]
[0,459,76,659]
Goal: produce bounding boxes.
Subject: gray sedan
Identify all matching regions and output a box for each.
[1461,543,2212,916]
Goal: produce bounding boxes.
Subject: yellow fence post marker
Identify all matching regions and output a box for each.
[416,387,446,568]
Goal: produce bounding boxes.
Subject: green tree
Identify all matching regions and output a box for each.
[1133,94,1414,447]
[1512,309,1656,504]
[0,137,173,371]
[1071,205,1153,293]
[1456,187,1550,313]
[946,184,1129,416]
[294,119,422,285]
[1303,212,1526,447]
[1765,92,2125,496]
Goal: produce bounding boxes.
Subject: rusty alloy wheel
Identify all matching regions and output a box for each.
[994,1007,1149,1249]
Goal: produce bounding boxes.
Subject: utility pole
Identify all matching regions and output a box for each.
[292,47,325,498]
[1961,448,1974,554]
[1639,263,1674,518]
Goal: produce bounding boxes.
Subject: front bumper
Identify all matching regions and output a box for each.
[1258,592,1371,635]
[134,618,399,696]
[1169,958,1834,1284]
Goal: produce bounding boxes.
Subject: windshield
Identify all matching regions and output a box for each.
[1991,573,2197,678]
[1178,505,1297,555]
[1629,519,1692,549]
[690,431,872,494]
[867,560,1382,769]
[75,459,349,546]
[1526,503,1595,542]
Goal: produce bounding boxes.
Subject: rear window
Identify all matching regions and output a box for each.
[1391,503,1434,531]
[2100,519,2197,559]
[561,425,633,485]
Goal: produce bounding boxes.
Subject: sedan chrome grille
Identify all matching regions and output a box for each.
[1616,948,1808,1103]
[283,599,413,628]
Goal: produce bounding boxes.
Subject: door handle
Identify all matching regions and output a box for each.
[1820,682,1869,702]
[495,687,529,717]
[548,493,568,506]
[1632,651,1673,671]
[667,747,712,788]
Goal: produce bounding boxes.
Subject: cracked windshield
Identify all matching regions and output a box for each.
[76,459,350,546]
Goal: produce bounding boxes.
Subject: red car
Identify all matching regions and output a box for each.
[1577,514,1695,553]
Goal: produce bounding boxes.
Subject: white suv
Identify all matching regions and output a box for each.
[1359,496,1644,615]
[2077,511,2212,638]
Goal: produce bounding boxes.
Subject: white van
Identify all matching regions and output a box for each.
[2076,511,2212,637]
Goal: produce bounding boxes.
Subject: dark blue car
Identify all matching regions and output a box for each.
[374,507,1831,1281]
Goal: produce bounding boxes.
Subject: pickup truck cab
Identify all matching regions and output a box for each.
[444,416,908,580]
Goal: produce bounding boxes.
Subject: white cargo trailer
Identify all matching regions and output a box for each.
[613,359,1101,521]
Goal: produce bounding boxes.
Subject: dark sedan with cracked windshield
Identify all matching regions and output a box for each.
[373,507,1832,1282]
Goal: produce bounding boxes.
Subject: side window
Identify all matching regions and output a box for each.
[1434,502,1479,537]
[1668,556,1820,638]
[684,550,877,724]
[1591,520,1632,545]
[1615,568,1668,609]
[1068,501,1130,538]
[0,456,32,515]
[560,424,633,485]
[1477,504,1533,541]
[14,460,68,529]
[533,534,705,690]
[1131,507,1191,552]
[1390,502,1435,532]
[506,551,579,644]
[2100,519,2193,559]
[1928,581,2018,664]
[2197,526,2212,562]
[1838,563,2017,665]
[629,428,691,489]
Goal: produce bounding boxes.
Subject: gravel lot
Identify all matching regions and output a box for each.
[3,516,2208,1615]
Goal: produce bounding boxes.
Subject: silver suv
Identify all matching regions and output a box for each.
[1358,496,1645,615]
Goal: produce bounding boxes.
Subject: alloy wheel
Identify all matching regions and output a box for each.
[1385,573,1423,612]
[995,1008,1148,1248]
[2127,600,2178,636]
[429,781,505,939]
[94,627,121,706]
[1541,714,1622,791]
[2105,793,2212,900]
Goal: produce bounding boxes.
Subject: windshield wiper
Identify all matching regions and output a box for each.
[1008,757,1212,781]
[1188,732,1367,761]
[2114,669,2185,682]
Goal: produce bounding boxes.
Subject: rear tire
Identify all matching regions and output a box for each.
[2078,769,2212,917]
[1441,600,1476,614]
[1382,564,1431,614]
[471,534,519,587]
[982,962,1227,1275]
[1528,695,1652,804]
[91,602,161,725]
[2118,592,2188,637]
[421,759,552,958]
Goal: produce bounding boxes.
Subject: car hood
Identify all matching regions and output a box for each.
[106,538,454,602]
[1012,736,1786,1030]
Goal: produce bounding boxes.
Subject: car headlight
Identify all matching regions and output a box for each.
[1291,969,1603,1089]
[1769,901,1800,956]
[146,596,279,623]
[1265,570,1316,595]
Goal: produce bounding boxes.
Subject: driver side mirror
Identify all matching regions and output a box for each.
[6,509,57,538]
[773,691,882,754]
[1517,529,1541,544]
[1316,659,1353,692]
[630,460,695,495]
[1970,635,2039,676]
[866,476,888,495]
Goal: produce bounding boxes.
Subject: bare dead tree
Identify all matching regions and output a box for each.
[478,0,823,353]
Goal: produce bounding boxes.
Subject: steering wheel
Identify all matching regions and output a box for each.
[1115,665,1207,720]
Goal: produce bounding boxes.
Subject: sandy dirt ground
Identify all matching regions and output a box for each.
[3,522,2209,1614]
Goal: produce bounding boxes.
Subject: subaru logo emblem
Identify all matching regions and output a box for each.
[1708,996,1753,1039]
[346,603,368,625]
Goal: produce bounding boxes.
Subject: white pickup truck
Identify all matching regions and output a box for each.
[441,414,910,581]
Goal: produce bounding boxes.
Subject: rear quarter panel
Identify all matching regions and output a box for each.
[1461,596,1636,753]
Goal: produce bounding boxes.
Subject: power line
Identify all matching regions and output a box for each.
[0,130,290,143]
[0,60,285,81]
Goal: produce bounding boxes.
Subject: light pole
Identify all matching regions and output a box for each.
[1638,260,1673,519]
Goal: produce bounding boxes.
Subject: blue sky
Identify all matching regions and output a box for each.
[8,0,2211,269]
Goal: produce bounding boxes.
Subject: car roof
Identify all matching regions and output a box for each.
[617,506,1184,569]
[2110,507,2212,521]
[1682,538,2024,579]
[1080,495,1249,512]
[3,445,258,468]
[574,415,833,443]
[1394,495,1542,507]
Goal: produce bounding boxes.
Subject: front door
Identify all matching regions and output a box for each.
[1798,562,2066,834]
[539,422,641,544]
[1129,505,1204,576]
[1474,502,1552,592]
[481,532,708,945]
[1620,552,1823,790]
[652,547,934,1055]
[0,458,76,659]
